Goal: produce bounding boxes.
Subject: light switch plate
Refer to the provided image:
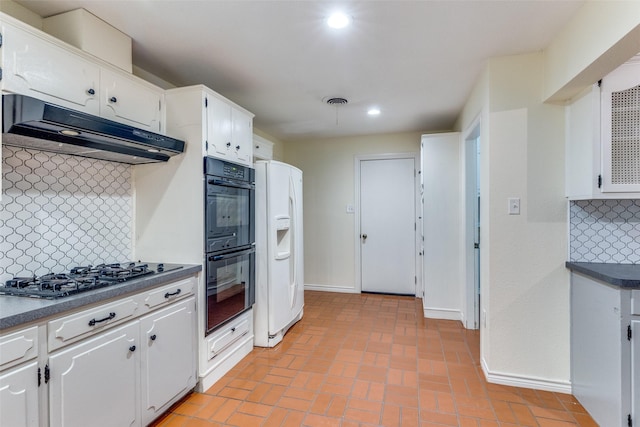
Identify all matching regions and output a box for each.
[508,197,520,215]
[346,204,355,214]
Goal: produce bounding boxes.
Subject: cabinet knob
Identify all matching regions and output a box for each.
[129,345,136,352]
[236,145,240,151]
[109,96,117,103]
[150,334,157,341]
[226,142,231,148]
[87,88,95,95]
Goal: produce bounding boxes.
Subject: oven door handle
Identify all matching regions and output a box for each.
[208,247,255,261]
[207,178,255,190]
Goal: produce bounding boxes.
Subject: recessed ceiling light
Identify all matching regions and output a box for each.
[367,108,381,116]
[327,12,351,29]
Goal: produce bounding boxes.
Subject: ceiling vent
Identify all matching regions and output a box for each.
[326,97,348,105]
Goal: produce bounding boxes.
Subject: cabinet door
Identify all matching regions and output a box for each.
[253,135,274,160]
[100,68,164,133]
[601,59,640,193]
[48,322,139,427]
[1,20,100,114]
[232,108,253,165]
[206,96,232,158]
[139,297,196,425]
[0,361,39,427]
[633,320,640,425]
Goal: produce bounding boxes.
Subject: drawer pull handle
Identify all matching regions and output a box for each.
[164,289,182,298]
[231,327,236,332]
[88,312,116,326]
[109,96,118,103]
[87,88,95,95]
[129,345,136,352]
[150,334,157,341]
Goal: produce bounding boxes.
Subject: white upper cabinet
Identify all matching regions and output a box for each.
[1,13,165,134]
[205,94,253,164]
[231,107,253,164]
[253,134,274,160]
[100,68,163,133]
[1,17,100,115]
[600,58,640,193]
[165,85,254,167]
[206,94,234,157]
[565,56,640,199]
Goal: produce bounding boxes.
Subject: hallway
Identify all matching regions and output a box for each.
[152,291,596,426]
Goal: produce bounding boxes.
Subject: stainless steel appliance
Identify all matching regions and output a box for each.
[1,262,179,299]
[204,157,255,335]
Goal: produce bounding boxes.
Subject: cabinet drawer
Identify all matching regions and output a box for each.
[632,290,640,315]
[142,276,196,310]
[207,316,249,360]
[0,326,38,371]
[48,297,140,351]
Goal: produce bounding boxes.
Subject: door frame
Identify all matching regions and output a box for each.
[354,152,420,294]
[462,115,481,329]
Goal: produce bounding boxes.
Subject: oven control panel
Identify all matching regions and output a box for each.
[205,156,254,183]
[223,164,246,179]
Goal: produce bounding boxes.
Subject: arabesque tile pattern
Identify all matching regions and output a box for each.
[151,291,597,427]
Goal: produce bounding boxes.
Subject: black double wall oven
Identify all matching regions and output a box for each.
[204,157,255,335]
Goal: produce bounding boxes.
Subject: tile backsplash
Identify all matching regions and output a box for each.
[569,199,640,264]
[1,146,133,282]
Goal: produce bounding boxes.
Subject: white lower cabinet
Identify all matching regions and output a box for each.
[140,297,196,426]
[197,309,253,392]
[0,325,40,427]
[0,360,40,427]
[0,275,198,427]
[571,272,636,427]
[48,322,139,427]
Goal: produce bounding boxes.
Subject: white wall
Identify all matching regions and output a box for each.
[485,54,569,391]
[421,132,462,320]
[0,0,42,28]
[284,132,421,292]
[544,1,640,103]
[453,1,640,391]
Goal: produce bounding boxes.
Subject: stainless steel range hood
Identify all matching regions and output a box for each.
[2,94,185,164]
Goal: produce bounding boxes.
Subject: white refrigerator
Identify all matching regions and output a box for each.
[254,160,304,347]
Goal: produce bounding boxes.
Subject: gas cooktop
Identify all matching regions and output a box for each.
[1,262,175,299]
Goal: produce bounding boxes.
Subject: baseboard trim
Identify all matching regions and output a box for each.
[423,307,462,321]
[304,284,358,293]
[481,357,572,394]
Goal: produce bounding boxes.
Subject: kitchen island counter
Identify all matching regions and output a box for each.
[0,263,201,330]
[566,262,640,288]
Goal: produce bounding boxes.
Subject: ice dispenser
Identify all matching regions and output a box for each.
[274,215,291,259]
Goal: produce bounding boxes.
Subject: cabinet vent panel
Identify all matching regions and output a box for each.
[611,85,640,185]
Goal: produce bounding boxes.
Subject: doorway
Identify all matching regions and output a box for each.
[355,153,418,295]
[463,122,481,329]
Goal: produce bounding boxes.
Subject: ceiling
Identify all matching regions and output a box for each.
[15,0,585,142]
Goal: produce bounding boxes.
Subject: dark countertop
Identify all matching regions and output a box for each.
[566,262,640,288]
[0,263,201,331]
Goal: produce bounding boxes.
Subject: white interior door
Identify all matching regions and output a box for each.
[360,157,416,295]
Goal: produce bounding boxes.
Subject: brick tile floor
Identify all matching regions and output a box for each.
[151,291,597,426]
